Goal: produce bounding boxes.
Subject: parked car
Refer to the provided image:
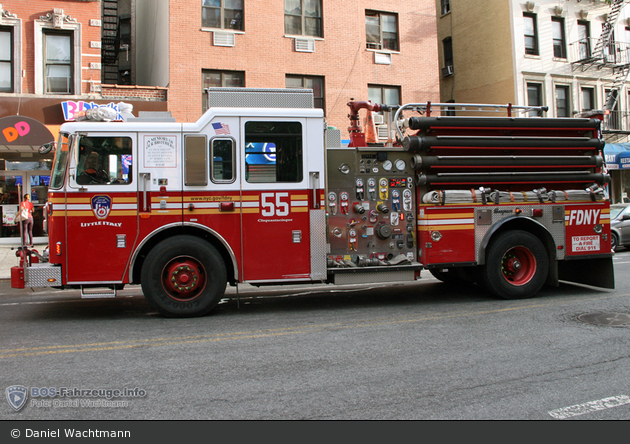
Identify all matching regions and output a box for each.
[611,203,630,251]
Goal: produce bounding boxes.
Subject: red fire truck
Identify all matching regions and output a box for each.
[14,88,614,317]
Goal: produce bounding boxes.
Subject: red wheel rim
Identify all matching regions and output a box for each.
[162,256,207,301]
[500,246,536,286]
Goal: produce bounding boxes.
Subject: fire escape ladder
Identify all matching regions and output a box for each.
[591,0,625,64]
[101,0,120,84]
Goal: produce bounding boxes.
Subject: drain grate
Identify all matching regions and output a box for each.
[577,312,630,327]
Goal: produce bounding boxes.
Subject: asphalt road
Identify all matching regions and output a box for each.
[1,251,630,421]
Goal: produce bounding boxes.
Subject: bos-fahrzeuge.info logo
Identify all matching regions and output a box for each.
[6,385,28,411]
[6,386,147,411]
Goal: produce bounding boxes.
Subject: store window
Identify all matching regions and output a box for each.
[0,162,51,241]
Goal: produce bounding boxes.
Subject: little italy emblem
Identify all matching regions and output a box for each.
[91,195,112,220]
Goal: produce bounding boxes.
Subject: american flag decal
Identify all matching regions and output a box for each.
[212,122,231,135]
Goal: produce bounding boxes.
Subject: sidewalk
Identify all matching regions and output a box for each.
[0,242,48,280]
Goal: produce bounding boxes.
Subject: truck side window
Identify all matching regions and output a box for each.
[211,138,235,183]
[76,136,133,185]
[244,121,303,183]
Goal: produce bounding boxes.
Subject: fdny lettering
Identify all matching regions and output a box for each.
[568,209,600,225]
[81,221,122,227]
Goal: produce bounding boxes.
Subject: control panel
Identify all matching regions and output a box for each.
[326,149,417,265]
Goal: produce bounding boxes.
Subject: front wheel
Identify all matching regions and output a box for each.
[141,236,227,317]
[611,232,619,252]
[481,230,548,300]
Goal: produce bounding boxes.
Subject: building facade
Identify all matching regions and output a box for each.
[136,0,440,139]
[436,0,630,203]
[0,0,167,244]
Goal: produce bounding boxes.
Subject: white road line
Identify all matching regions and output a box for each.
[548,395,630,419]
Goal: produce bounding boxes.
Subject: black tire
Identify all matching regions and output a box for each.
[611,232,619,252]
[481,230,548,300]
[141,235,227,317]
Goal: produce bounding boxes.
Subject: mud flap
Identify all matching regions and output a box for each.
[557,256,615,290]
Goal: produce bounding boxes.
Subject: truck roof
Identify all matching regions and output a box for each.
[59,107,325,134]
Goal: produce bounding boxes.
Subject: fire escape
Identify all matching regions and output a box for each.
[572,0,630,142]
[101,0,120,85]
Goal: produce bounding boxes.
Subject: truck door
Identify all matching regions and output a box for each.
[65,133,138,283]
[240,118,315,282]
[182,117,241,280]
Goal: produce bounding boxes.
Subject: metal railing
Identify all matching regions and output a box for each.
[570,38,630,67]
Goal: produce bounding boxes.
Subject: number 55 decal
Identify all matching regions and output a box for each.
[261,192,290,217]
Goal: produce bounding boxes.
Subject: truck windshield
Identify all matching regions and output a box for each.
[50,132,71,190]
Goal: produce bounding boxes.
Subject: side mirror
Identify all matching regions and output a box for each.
[38,142,56,155]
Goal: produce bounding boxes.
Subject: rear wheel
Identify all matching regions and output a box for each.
[141,235,227,317]
[481,230,548,300]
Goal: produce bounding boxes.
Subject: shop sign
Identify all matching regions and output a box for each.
[0,116,54,146]
[61,101,123,121]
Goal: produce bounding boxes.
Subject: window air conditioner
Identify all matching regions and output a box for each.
[295,38,315,53]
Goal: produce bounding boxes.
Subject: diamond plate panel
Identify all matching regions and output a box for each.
[310,209,327,280]
[474,205,566,263]
[25,264,62,287]
[206,88,314,109]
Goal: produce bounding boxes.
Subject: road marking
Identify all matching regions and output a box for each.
[548,395,630,419]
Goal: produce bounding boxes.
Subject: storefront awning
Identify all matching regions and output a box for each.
[604,143,630,170]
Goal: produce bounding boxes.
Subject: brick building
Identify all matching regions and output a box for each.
[135,0,440,138]
[0,0,167,244]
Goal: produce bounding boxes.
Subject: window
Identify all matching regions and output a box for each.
[555,85,570,117]
[442,37,453,68]
[366,11,399,51]
[527,82,543,116]
[284,0,322,37]
[523,13,538,55]
[44,30,72,94]
[551,17,566,59]
[605,89,620,129]
[202,69,245,112]
[577,21,590,60]
[202,0,244,31]
[581,87,594,112]
[76,136,133,185]
[0,27,13,92]
[604,26,616,63]
[441,0,450,15]
[368,85,400,106]
[286,75,325,110]
[245,121,303,183]
[211,138,235,183]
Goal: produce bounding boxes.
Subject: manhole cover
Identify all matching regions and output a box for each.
[577,312,630,327]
